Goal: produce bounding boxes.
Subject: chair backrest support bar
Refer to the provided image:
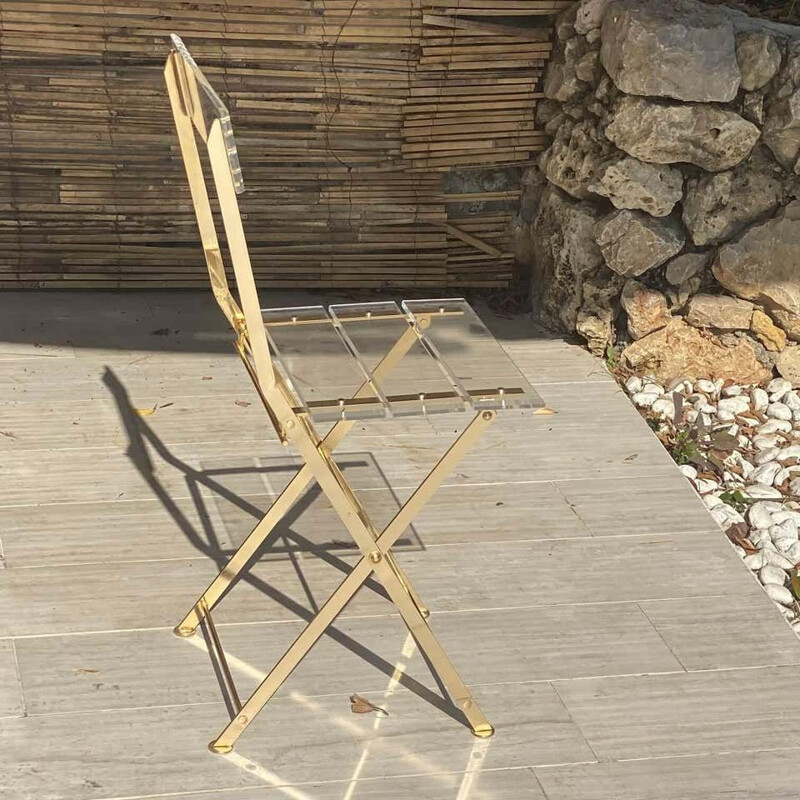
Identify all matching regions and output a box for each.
[164,45,275,392]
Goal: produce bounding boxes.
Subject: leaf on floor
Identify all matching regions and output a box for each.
[73,668,100,675]
[136,404,157,417]
[234,400,252,407]
[350,693,389,716]
[0,430,17,439]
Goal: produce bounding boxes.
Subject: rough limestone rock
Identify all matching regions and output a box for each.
[605,96,760,172]
[772,309,800,342]
[681,148,790,246]
[713,201,800,318]
[600,0,741,103]
[685,294,754,331]
[545,36,590,103]
[539,119,617,200]
[575,0,612,34]
[622,318,771,384]
[776,346,800,386]
[763,42,800,172]
[594,209,685,277]
[620,280,671,340]
[665,252,711,286]
[529,186,605,331]
[588,155,683,217]
[752,309,787,352]
[736,31,782,92]
[576,269,623,354]
[742,91,766,126]
[575,50,602,84]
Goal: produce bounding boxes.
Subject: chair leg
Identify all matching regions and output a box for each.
[175,328,423,635]
[205,409,496,751]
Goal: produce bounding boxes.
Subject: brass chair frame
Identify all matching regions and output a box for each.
[164,36,525,753]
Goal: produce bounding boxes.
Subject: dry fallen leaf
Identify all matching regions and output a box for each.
[202,376,213,381]
[0,430,17,440]
[136,405,157,417]
[234,400,252,408]
[350,693,388,716]
[159,402,174,409]
[73,668,100,675]
[624,453,638,462]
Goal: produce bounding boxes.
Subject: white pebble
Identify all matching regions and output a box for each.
[696,379,716,394]
[758,419,792,435]
[753,435,781,450]
[734,544,746,557]
[759,565,788,585]
[704,494,724,509]
[768,403,792,421]
[793,409,800,422]
[718,396,750,415]
[751,387,769,411]
[756,447,782,466]
[783,541,800,563]
[679,465,697,480]
[778,445,800,461]
[789,478,800,495]
[784,392,800,411]
[685,409,699,424]
[749,529,771,546]
[763,548,795,569]
[694,478,719,494]
[775,467,791,486]
[738,433,751,449]
[744,552,765,569]
[768,377,792,400]
[651,397,675,418]
[752,462,783,486]
[774,518,799,539]
[632,392,658,408]
[746,484,784,500]
[772,510,800,525]
[640,381,664,396]
[765,583,794,606]
[722,385,743,397]
[716,408,736,423]
[626,376,643,394]
[749,502,777,529]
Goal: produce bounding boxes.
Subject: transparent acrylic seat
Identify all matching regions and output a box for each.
[264,299,544,422]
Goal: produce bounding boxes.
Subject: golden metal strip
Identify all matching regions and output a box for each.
[206,120,275,391]
[209,408,496,752]
[175,326,422,635]
[201,605,242,714]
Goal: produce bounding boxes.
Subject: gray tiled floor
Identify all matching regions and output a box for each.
[2,291,800,800]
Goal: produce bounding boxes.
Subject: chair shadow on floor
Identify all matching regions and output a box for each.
[101,366,469,728]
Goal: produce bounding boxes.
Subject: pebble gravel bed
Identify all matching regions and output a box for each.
[624,375,800,633]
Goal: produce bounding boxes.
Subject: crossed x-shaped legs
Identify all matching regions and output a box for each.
[174,328,496,752]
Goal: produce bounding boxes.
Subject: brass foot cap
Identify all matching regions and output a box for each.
[174,625,196,638]
[208,741,233,755]
[471,724,495,739]
[420,608,431,619]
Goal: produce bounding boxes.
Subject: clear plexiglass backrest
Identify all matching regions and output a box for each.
[169,34,244,194]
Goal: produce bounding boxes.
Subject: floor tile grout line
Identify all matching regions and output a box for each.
[0,467,689,511]
[9,639,27,718]
[3,592,761,641]
[0,528,725,570]
[548,679,601,762]
[84,764,601,800]
[635,601,689,674]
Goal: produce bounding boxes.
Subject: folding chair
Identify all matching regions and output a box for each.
[163,34,547,754]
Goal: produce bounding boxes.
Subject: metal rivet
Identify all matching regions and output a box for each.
[461,699,472,710]
[369,551,382,563]
[482,411,493,420]
[237,715,248,725]
[285,419,295,430]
